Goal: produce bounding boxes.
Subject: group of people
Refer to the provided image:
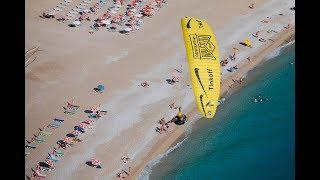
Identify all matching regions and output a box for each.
[90,0,167,34]
[26,97,109,179]
[41,0,168,35]
[222,4,294,92]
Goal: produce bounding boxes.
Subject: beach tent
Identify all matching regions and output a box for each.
[181,17,221,118]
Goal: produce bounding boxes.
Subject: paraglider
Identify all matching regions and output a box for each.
[181,17,221,118]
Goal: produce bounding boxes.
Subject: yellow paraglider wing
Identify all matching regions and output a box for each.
[181,17,221,118]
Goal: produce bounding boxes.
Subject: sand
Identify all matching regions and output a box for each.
[25,0,295,179]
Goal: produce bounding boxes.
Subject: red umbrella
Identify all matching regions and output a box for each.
[44,159,54,167]
[91,158,101,166]
[63,137,72,144]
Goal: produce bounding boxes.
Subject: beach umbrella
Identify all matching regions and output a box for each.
[73,20,81,26]
[123,27,132,32]
[101,20,111,25]
[91,158,102,166]
[97,84,105,91]
[135,13,143,18]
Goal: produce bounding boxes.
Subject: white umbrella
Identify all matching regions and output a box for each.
[73,20,81,26]
[135,13,143,18]
[101,19,111,25]
[123,27,132,32]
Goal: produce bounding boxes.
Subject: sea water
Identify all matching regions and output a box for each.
[146,43,295,180]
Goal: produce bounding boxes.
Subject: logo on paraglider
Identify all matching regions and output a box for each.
[186,18,193,28]
[196,20,203,28]
[189,34,216,60]
[200,95,207,117]
[194,68,208,97]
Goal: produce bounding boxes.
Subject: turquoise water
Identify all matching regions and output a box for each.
[148,44,295,180]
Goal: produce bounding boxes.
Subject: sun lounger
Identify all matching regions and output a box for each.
[39,131,52,137]
[70,11,78,15]
[34,136,45,143]
[25,144,37,149]
[53,149,64,157]
[77,5,86,9]
[65,0,73,3]
[57,4,66,9]
[49,121,63,126]
[54,117,65,122]
[47,153,60,162]
[54,7,63,11]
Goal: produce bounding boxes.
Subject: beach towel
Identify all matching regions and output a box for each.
[39,131,52,137]
[33,136,45,143]
[53,149,64,157]
[47,153,60,162]
[25,143,37,149]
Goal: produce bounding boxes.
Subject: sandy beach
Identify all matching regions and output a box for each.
[25,0,295,179]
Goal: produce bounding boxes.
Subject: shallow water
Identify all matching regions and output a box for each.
[147,43,295,180]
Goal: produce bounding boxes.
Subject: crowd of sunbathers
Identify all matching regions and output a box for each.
[40,0,168,34]
[221,5,293,82]
[26,96,110,179]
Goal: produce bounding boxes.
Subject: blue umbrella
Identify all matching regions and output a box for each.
[97,84,105,92]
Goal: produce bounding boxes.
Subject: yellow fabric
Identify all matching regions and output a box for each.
[181,17,221,118]
[244,39,251,46]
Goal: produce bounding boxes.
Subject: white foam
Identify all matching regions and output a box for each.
[265,40,295,60]
[137,137,189,180]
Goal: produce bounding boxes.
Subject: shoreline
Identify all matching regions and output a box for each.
[132,27,295,179]
[25,0,295,179]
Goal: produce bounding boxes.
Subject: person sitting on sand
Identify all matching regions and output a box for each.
[284,24,290,29]
[42,12,55,19]
[230,51,236,60]
[56,17,66,22]
[252,31,260,38]
[140,81,149,87]
[169,102,178,109]
[117,167,131,178]
[158,118,168,133]
[249,3,255,9]
[259,38,266,42]
[121,156,130,163]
